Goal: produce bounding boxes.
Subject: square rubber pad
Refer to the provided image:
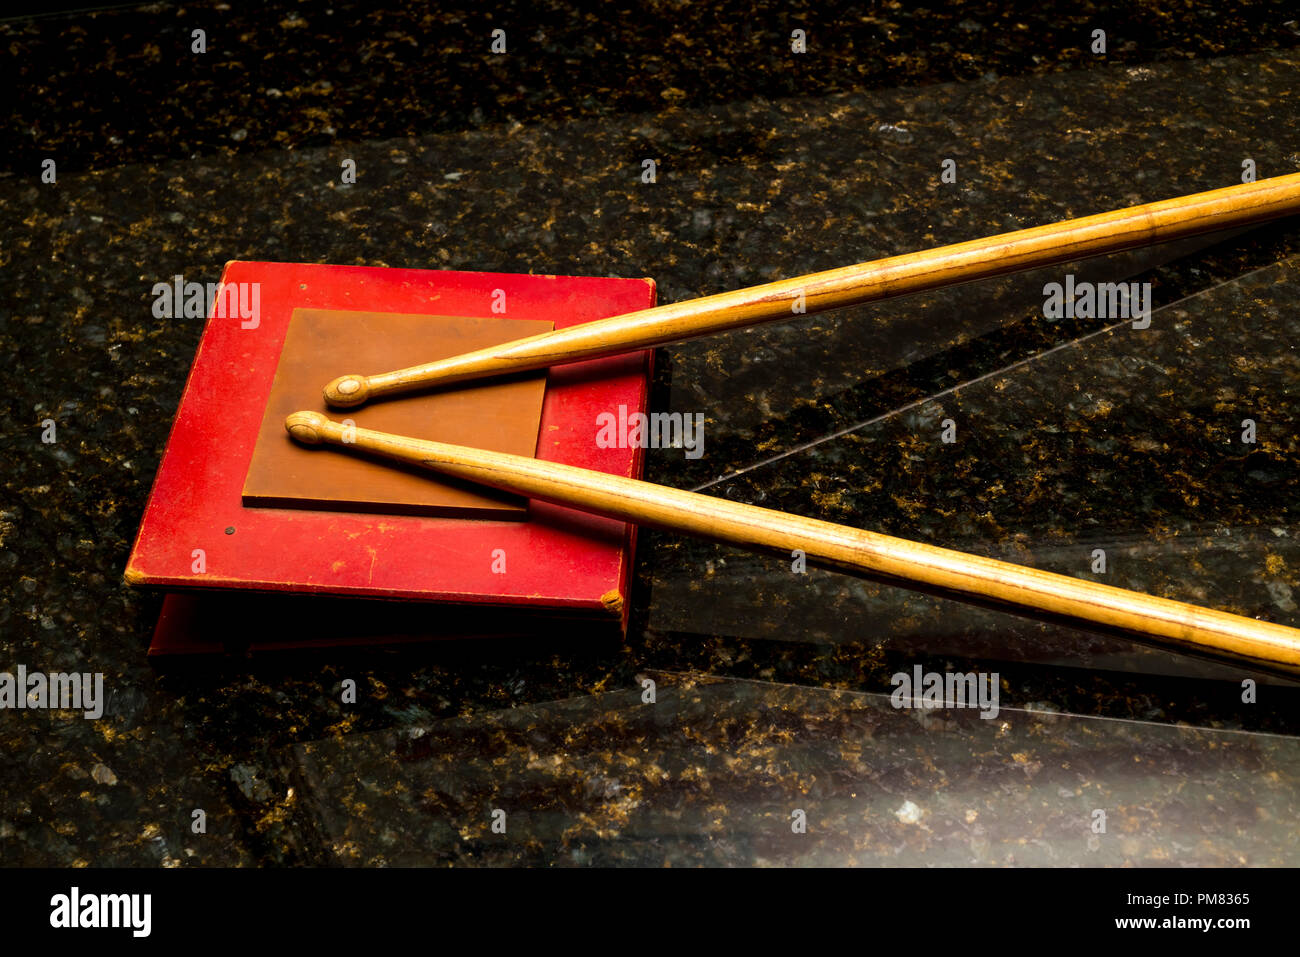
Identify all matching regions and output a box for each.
[242,309,552,518]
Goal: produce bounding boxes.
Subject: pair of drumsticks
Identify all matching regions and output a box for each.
[288,172,1300,674]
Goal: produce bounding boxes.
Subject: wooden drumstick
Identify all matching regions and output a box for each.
[323,172,1300,407]
[286,411,1300,674]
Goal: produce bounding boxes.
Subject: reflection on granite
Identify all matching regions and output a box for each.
[648,260,1300,687]
[285,674,1300,866]
[653,51,1300,487]
[2,3,1300,867]
[6,0,1297,176]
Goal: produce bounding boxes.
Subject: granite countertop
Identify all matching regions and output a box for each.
[2,0,1299,866]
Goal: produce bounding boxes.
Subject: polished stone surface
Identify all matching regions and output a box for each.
[2,1,1299,867]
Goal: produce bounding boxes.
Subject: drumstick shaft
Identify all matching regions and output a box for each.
[286,412,1300,674]
[324,172,1300,407]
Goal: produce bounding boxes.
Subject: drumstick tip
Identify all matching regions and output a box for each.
[324,374,370,408]
[285,410,329,444]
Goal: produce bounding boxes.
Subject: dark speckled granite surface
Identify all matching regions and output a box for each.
[2,1,1300,866]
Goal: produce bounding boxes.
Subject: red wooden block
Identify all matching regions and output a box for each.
[125,261,655,654]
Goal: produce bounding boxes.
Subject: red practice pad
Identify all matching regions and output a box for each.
[125,261,655,655]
